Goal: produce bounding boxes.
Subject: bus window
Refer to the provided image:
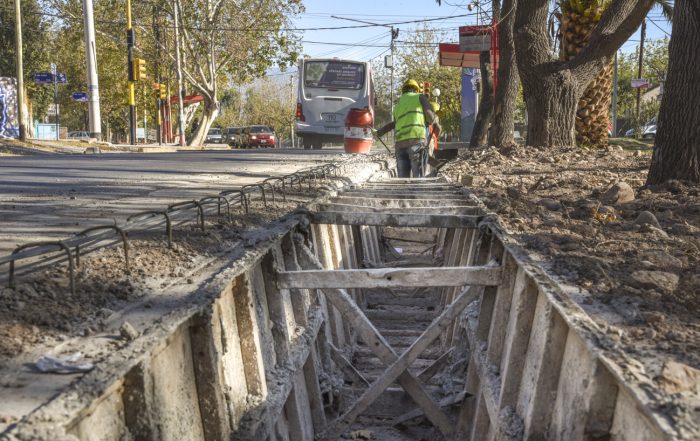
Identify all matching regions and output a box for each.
[304,61,365,90]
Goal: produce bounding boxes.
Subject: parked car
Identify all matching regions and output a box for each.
[241,125,276,148]
[625,116,657,138]
[68,131,89,140]
[205,127,223,144]
[223,127,243,147]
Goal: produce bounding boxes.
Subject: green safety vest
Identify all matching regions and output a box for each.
[393,92,426,142]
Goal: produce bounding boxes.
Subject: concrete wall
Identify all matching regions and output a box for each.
[50,223,366,441]
[437,224,675,441]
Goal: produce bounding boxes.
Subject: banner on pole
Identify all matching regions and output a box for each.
[0,77,19,139]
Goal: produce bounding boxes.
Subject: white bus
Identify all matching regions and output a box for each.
[295,58,374,149]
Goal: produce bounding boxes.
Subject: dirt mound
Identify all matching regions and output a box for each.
[444,145,699,372]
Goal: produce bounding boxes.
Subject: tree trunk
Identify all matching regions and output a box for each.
[521,69,579,147]
[189,97,219,147]
[515,0,653,148]
[470,51,494,148]
[647,0,700,184]
[491,0,519,146]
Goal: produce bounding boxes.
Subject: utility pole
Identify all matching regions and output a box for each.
[82,0,101,139]
[126,0,136,144]
[289,75,295,149]
[52,63,59,140]
[390,27,398,117]
[153,7,162,145]
[330,15,397,114]
[612,51,618,137]
[14,0,26,140]
[635,19,646,118]
[173,0,186,146]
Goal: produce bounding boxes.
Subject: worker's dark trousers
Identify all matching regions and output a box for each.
[395,143,426,178]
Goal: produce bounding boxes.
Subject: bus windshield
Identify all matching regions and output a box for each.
[304,61,365,90]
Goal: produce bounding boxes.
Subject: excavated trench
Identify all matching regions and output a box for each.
[1,173,685,441]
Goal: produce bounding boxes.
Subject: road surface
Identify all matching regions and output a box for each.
[0,147,348,256]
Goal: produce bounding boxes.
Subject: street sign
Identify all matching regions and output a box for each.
[34,72,53,84]
[33,72,67,85]
[47,103,59,116]
[631,78,650,89]
[459,33,491,52]
[71,92,88,102]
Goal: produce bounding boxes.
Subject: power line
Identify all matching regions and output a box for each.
[647,18,671,37]
[0,6,478,33]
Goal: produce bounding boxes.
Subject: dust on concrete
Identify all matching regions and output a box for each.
[443,144,700,378]
[0,155,383,361]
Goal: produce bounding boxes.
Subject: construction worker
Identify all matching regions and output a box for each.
[424,101,441,173]
[376,79,441,178]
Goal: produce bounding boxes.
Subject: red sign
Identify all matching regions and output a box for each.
[439,24,500,93]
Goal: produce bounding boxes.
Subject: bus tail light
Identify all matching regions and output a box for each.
[296,103,305,122]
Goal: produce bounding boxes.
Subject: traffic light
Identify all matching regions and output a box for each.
[153,83,167,100]
[423,82,431,97]
[132,58,147,81]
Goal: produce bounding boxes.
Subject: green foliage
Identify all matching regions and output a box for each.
[0,0,52,123]
[559,0,609,16]
[239,76,296,140]
[614,38,669,119]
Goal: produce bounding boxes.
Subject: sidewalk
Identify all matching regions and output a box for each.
[0,138,232,155]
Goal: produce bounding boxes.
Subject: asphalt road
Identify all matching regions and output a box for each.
[0,147,348,256]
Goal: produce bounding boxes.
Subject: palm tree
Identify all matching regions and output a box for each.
[558,0,673,147]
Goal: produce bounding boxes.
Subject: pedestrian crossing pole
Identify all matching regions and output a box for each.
[126,0,136,145]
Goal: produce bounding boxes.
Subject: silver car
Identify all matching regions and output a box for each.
[205,128,223,144]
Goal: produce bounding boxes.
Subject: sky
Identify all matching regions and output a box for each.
[277,0,672,76]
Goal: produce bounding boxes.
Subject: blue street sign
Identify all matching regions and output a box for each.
[33,72,67,85]
[71,92,88,102]
[34,72,53,84]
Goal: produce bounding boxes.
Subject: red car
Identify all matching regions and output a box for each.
[241,125,276,148]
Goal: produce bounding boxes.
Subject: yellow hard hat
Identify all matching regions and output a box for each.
[402,79,420,93]
[431,102,441,112]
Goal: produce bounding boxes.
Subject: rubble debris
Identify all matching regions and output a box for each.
[35,352,94,374]
[657,360,700,395]
[602,181,635,205]
[119,322,139,341]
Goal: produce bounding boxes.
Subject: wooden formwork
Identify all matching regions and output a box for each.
[300,177,683,441]
[434,195,680,441]
[5,174,688,441]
